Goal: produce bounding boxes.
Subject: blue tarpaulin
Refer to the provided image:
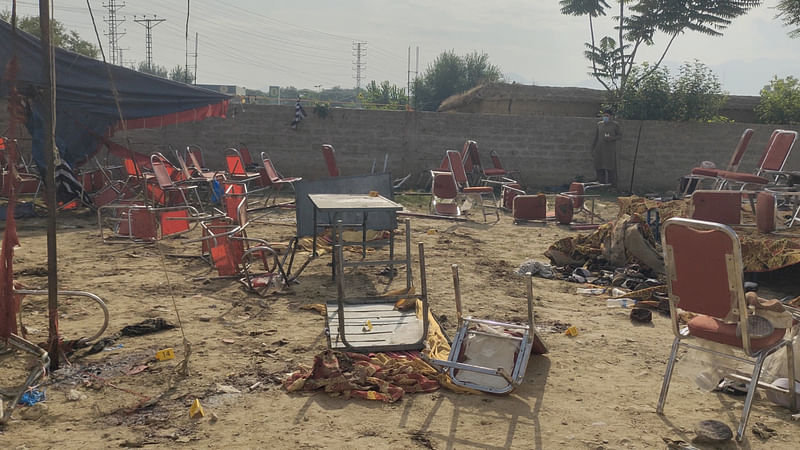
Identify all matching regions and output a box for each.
[0,19,230,168]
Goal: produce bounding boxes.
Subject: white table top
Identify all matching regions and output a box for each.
[308,193,402,211]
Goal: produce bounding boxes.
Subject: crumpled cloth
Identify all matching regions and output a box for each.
[284,350,439,402]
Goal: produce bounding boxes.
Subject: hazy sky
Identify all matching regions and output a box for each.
[2,0,798,95]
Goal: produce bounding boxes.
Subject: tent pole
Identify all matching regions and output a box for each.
[40,0,60,370]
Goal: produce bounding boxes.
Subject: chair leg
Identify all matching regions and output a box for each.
[736,354,766,441]
[657,337,681,414]
[788,342,798,412]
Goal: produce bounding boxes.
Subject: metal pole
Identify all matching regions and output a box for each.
[628,120,644,194]
[40,0,60,370]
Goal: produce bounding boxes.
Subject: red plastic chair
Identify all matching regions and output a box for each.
[321,144,339,177]
[657,218,797,441]
[149,153,204,210]
[683,128,755,195]
[445,149,499,221]
[260,152,302,205]
[715,129,797,190]
[429,171,460,217]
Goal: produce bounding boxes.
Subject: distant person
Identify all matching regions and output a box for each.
[290,96,307,130]
[591,109,621,187]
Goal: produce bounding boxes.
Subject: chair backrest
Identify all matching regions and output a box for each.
[726,128,754,172]
[261,154,281,184]
[489,150,505,171]
[461,140,481,172]
[756,130,781,168]
[567,182,585,209]
[690,190,742,225]
[173,150,193,181]
[756,191,776,234]
[432,172,458,200]
[186,145,205,170]
[150,153,176,189]
[446,150,469,186]
[225,148,246,176]
[237,143,254,167]
[663,218,744,322]
[758,129,797,173]
[321,144,339,177]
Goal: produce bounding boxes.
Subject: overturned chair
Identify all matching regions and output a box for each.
[1,334,49,424]
[428,265,548,394]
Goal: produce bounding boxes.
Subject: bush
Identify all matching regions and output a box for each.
[756,76,800,124]
[617,60,727,122]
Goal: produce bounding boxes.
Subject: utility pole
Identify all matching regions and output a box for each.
[39,0,60,370]
[192,32,198,84]
[407,46,419,108]
[103,0,126,66]
[352,41,366,108]
[134,15,165,71]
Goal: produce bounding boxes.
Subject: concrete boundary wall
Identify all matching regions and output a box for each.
[2,103,798,193]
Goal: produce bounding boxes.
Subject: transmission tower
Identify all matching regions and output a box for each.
[103,0,126,66]
[352,41,367,107]
[134,15,165,71]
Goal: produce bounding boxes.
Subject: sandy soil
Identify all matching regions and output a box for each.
[1,194,799,450]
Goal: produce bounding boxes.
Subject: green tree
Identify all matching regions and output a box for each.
[169,65,195,84]
[137,61,168,78]
[412,50,502,111]
[776,0,800,37]
[756,76,800,124]
[559,0,760,105]
[671,60,727,121]
[619,60,727,121]
[364,81,408,110]
[1,12,99,58]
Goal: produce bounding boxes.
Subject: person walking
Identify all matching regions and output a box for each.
[591,109,621,187]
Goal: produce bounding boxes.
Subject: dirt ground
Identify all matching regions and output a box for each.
[1,194,799,450]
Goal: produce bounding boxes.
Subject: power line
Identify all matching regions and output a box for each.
[133,15,165,70]
[102,0,126,66]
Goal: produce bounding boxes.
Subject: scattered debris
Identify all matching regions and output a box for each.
[66,389,87,402]
[662,438,699,450]
[189,399,205,418]
[214,384,241,395]
[516,260,554,279]
[299,304,326,315]
[564,326,579,337]
[120,318,176,337]
[629,308,652,323]
[18,403,47,421]
[693,420,732,443]
[18,389,45,406]
[751,422,777,440]
[410,430,435,449]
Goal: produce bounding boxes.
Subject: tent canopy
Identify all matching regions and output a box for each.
[0,19,230,167]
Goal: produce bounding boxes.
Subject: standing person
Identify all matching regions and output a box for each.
[290,96,307,130]
[591,109,622,187]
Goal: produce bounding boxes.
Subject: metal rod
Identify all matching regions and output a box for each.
[451,264,462,326]
[40,0,60,370]
[405,218,411,290]
[526,273,534,330]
